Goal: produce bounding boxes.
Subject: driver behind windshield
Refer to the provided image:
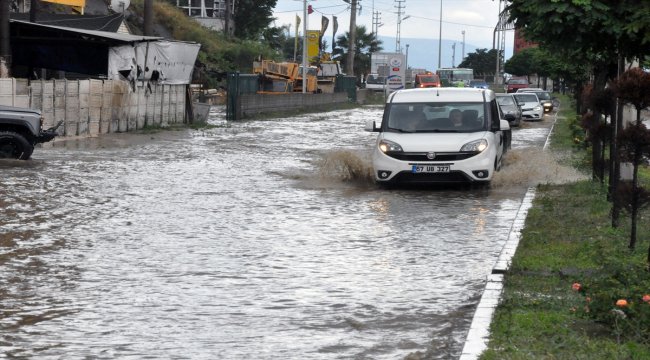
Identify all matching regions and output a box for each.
[449,109,463,128]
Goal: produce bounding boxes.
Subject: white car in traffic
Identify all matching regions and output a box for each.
[512,92,544,121]
[365,88,510,186]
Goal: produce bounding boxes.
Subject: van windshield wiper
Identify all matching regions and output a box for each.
[390,128,415,133]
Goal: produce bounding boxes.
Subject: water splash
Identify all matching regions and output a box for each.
[316,150,375,184]
[492,148,587,188]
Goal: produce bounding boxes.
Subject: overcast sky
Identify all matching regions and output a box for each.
[272,0,512,56]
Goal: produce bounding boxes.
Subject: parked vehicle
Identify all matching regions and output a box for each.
[505,77,530,93]
[496,93,523,127]
[0,105,62,160]
[364,88,510,185]
[365,73,386,91]
[414,73,441,88]
[469,80,489,89]
[512,93,544,121]
[517,88,554,112]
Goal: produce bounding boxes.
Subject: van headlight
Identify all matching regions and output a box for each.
[461,139,488,152]
[534,105,542,111]
[379,139,403,153]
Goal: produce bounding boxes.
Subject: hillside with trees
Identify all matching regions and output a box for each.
[124,0,283,88]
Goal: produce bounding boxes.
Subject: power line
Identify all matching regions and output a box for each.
[408,14,494,29]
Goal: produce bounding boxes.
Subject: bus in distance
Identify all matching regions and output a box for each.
[436,68,474,87]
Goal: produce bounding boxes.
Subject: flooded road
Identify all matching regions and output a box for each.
[0,106,576,359]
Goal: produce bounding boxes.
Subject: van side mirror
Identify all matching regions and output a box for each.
[365,120,379,132]
[504,113,515,122]
[500,119,511,131]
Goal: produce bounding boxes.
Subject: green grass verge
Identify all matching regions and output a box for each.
[481,94,650,359]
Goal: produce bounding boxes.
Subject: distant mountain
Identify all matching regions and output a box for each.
[377,35,484,71]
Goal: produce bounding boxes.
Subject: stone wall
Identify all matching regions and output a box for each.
[238,92,350,118]
[0,77,187,137]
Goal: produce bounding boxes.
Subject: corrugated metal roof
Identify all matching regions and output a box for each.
[10,12,126,32]
[10,19,162,43]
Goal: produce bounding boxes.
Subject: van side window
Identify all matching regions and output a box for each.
[490,100,500,128]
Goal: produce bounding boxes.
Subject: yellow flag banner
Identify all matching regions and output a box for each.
[306,30,320,60]
[41,0,85,7]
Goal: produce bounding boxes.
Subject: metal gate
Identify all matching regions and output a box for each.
[334,75,357,102]
[226,72,260,120]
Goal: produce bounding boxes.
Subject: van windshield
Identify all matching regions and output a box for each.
[387,102,486,133]
[366,75,385,84]
[496,96,515,106]
[418,76,438,83]
[508,78,528,84]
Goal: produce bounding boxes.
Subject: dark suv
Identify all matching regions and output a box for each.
[0,105,62,159]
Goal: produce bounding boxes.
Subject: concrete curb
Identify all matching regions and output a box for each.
[458,187,536,360]
[459,108,559,359]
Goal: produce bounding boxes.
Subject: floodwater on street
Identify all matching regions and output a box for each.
[0,105,582,359]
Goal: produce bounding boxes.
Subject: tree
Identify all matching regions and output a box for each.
[234,0,277,40]
[261,24,289,54]
[503,47,535,79]
[458,48,501,79]
[331,25,382,80]
[506,0,650,186]
[611,68,650,252]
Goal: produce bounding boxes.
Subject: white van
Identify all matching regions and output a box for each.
[364,88,510,185]
[364,73,386,91]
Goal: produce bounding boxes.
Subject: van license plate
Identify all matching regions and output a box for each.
[412,165,450,173]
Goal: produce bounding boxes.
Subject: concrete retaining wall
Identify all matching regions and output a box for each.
[238,92,350,118]
[0,77,187,137]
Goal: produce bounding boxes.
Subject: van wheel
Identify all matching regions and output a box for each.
[494,156,501,172]
[0,131,34,160]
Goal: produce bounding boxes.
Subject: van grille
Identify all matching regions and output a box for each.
[392,171,473,183]
[386,151,478,161]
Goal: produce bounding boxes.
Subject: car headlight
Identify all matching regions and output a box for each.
[460,139,488,152]
[534,106,542,111]
[378,139,403,153]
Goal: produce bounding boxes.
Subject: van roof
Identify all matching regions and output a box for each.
[387,88,494,103]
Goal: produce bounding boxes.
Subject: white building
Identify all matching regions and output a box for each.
[175,0,235,34]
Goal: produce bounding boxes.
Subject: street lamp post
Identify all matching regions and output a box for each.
[405,43,410,85]
[451,43,456,68]
[461,30,465,61]
[437,0,442,69]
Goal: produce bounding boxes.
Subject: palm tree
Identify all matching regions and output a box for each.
[332,25,382,80]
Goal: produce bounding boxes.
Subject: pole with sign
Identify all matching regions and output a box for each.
[386,53,406,92]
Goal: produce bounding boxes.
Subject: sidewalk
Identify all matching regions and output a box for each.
[459,111,559,359]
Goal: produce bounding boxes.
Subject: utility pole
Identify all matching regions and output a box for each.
[224,0,231,36]
[437,0,442,69]
[346,0,358,77]
[372,11,382,39]
[461,30,465,61]
[395,0,405,53]
[451,43,455,67]
[144,0,153,35]
[30,0,39,22]
[302,0,307,93]
[0,0,9,77]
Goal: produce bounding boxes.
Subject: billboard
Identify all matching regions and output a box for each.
[386,53,406,91]
[371,52,405,91]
